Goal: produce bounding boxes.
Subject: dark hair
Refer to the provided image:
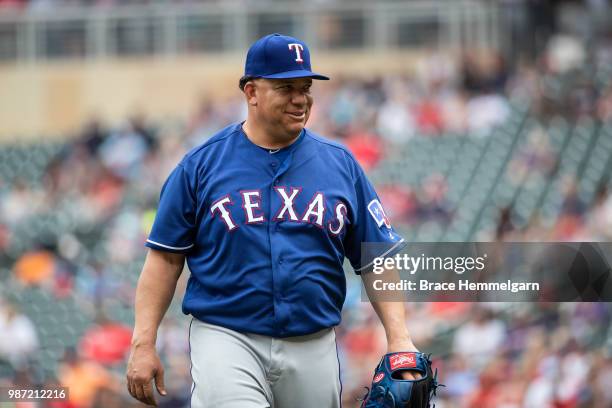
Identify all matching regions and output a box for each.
[239,75,256,91]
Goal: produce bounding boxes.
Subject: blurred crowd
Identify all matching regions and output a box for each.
[1,18,612,408]
[338,302,612,408]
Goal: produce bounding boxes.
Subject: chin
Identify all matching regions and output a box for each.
[285,122,305,135]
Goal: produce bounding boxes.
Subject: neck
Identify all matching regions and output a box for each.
[242,118,300,150]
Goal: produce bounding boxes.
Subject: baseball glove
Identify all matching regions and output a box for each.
[359,352,441,408]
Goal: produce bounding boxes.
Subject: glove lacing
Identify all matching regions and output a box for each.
[427,354,445,408]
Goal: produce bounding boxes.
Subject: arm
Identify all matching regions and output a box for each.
[126,248,185,406]
[370,298,415,352]
[362,269,416,352]
[361,269,421,380]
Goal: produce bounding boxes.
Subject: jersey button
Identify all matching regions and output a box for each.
[278,257,284,264]
[271,162,277,168]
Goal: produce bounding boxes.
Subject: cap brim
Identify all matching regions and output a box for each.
[260,69,330,80]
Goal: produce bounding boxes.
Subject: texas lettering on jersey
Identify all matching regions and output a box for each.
[210,187,349,235]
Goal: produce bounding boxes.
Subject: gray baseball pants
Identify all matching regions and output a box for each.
[189,318,342,408]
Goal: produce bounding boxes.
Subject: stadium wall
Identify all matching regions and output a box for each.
[0,50,422,141]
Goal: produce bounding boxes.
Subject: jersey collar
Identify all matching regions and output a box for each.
[237,122,306,156]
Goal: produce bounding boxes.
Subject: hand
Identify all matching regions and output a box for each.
[126,343,167,406]
[387,340,422,380]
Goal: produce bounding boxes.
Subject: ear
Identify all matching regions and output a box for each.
[243,81,258,106]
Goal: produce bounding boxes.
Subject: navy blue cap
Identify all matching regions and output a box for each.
[244,33,329,80]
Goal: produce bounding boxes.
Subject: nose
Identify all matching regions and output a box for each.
[290,90,308,106]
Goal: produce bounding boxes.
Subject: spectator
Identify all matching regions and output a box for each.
[98,121,149,180]
[79,118,108,157]
[79,316,132,366]
[344,127,384,171]
[377,185,420,225]
[440,355,479,401]
[376,91,415,144]
[0,0,26,9]
[495,206,517,240]
[597,83,612,122]
[466,93,510,134]
[507,126,557,186]
[12,249,56,287]
[418,174,453,225]
[591,355,612,408]
[585,184,612,240]
[452,307,505,369]
[555,177,587,239]
[0,301,39,370]
[58,347,118,408]
[413,96,444,135]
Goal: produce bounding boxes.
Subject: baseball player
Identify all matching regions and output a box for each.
[127,33,436,408]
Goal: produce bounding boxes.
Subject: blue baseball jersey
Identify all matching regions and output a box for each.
[145,123,406,337]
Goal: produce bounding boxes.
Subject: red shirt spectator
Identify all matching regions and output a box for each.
[414,99,444,135]
[0,0,26,9]
[344,130,383,171]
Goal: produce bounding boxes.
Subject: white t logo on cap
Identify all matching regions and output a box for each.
[288,43,304,63]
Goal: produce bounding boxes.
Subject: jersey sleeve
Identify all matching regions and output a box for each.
[344,169,407,274]
[145,162,197,254]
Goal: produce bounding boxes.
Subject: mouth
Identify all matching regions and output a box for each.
[286,111,306,121]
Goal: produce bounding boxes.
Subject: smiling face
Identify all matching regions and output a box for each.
[245,77,314,142]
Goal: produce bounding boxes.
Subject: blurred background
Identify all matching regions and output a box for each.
[1,0,612,407]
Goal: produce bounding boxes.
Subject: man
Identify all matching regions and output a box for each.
[127,33,420,408]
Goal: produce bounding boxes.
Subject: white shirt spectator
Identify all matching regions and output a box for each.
[523,354,559,408]
[376,96,415,144]
[467,94,510,134]
[0,304,39,369]
[452,310,505,368]
[523,375,554,408]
